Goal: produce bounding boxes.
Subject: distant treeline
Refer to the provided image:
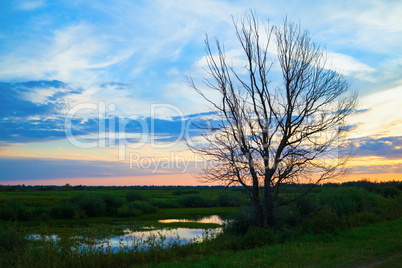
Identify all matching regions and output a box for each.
[0,180,401,192]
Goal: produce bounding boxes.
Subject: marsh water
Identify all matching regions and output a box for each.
[93,215,227,252]
[30,215,227,252]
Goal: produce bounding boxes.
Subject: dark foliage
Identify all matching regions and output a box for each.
[177,195,211,208]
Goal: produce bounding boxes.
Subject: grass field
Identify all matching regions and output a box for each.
[0,182,401,267]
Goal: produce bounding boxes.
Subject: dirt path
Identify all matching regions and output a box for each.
[348,252,402,268]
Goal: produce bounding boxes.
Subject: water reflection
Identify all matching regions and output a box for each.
[94,227,221,252]
[158,215,227,225]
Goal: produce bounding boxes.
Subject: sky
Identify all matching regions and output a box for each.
[0,0,401,186]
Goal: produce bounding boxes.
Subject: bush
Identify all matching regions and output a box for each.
[242,226,276,247]
[126,191,146,202]
[319,187,378,216]
[397,182,402,191]
[0,199,30,221]
[150,200,179,208]
[51,201,80,219]
[275,195,319,228]
[215,193,241,207]
[275,206,300,228]
[101,194,126,213]
[30,207,51,220]
[172,189,184,195]
[359,179,376,192]
[116,205,141,217]
[130,201,157,214]
[381,187,401,199]
[70,194,106,217]
[177,194,211,208]
[300,208,339,234]
[225,206,259,235]
[173,189,199,195]
[375,197,402,220]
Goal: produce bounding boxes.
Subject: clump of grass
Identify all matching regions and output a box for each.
[0,225,27,253]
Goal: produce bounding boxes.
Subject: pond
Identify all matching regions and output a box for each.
[93,227,221,252]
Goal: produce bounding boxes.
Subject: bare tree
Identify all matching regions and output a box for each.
[187,12,357,228]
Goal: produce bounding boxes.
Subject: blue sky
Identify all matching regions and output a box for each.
[0,0,401,185]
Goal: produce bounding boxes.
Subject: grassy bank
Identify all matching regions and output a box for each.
[156,218,402,267]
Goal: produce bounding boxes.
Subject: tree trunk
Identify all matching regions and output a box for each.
[263,187,275,227]
[264,172,275,228]
[252,194,264,227]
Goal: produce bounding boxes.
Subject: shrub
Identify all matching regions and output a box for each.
[150,200,179,208]
[173,189,199,195]
[215,193,241,207]
[397,182,402,191]
[381,187,401,199]
[30,207,51,220]
[51,201,80,219]
[275,195,319,228]
[101,194,126,213]
[116,205,141,217]
[177,194,211,208]
[183,189,199,194]
[359,179,376,192]
[172,189,184,195]
[319,187,378,216]
[242,226,276,247]
[275,205,300,228]
[130,201,157,214]
[126,191,146,202]
[375,197,402,220]
[70,194,106,217]
[0,199,30,221]
[293,195,319,218]
[300,208,339,234]
[225,206,259,235]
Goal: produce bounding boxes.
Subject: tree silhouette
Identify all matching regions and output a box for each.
[187,12,357,227]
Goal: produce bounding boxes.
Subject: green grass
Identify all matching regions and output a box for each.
[0,184,401,267]
[155,218,402,267]
[0,187,247,222]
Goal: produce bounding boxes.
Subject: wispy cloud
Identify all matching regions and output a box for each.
[327,52,376,81]
[15,0,46,10]
[0,24,135,85]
